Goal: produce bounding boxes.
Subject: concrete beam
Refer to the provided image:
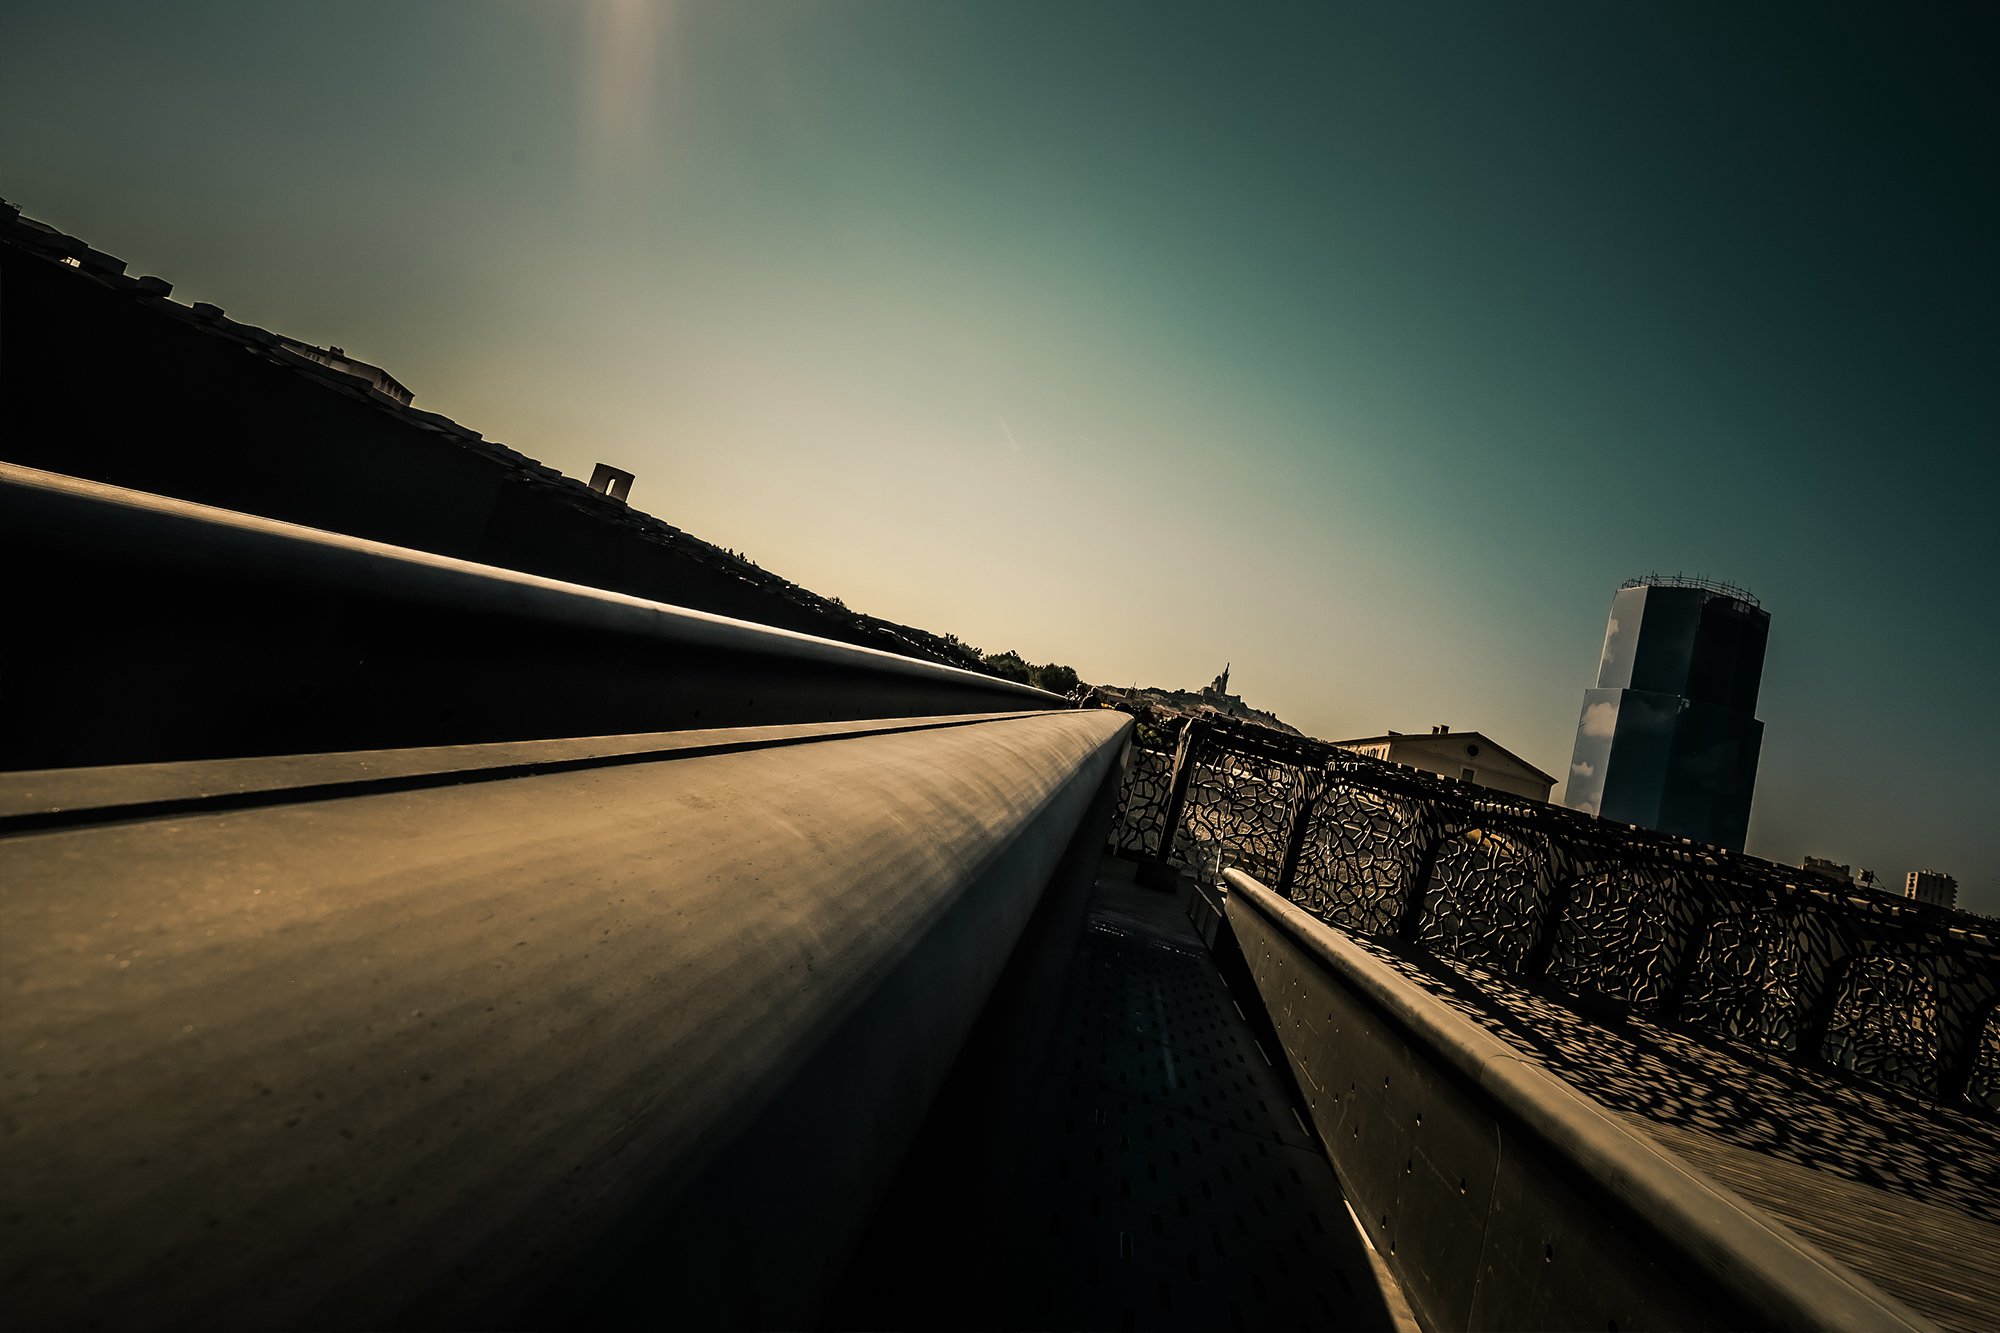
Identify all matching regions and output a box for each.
[0,463,1058,767]
[1224,869,1932,1333]
[0,708,1132,1328]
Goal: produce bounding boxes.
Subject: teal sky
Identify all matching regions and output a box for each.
[4,2,1994,908]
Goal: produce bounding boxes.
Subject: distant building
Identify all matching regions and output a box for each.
[1335,725,1557,802]
[1565,575,1769,852]
[1200,664,1242,712]
[276,338,413,405]
[1801,856,1852,882]
[1905,870,1958,910]
[1095,669,1303,735]
[1178,665,1303,734]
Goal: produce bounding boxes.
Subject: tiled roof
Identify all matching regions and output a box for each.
[1332,730,1559,786]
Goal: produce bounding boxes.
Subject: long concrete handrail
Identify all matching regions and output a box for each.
[0,462,1060,765]
[0,710,1053,826]
[1224,869,1934,1333]
[1,709,1133,1328]
[0,461,1046,700]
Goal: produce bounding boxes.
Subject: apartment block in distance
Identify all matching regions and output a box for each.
[1905,870,1959,910]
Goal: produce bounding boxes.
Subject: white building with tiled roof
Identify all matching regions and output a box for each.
[1334,725,1557,802]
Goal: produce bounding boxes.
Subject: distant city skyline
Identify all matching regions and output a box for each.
[2,2,1992,908]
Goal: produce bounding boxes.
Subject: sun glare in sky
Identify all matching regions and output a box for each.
[1,1,1992,905]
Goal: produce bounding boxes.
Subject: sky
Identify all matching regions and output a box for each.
[3,2,1994,909]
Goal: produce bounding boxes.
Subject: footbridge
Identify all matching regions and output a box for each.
[2,464,1993,1330]
[1117,713,2000,1331]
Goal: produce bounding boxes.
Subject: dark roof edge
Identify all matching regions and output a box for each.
[0,197,985,672]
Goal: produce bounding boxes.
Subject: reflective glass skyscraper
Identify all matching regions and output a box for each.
[1565,577,1769,852]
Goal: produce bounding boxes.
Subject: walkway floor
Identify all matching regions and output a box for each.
[830,861,1413,1331]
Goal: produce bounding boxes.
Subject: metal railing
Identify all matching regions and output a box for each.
[1108,710,2000,1112]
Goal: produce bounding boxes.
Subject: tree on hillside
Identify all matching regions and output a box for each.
[1029,662,1080,695]
[980,650,1033,684]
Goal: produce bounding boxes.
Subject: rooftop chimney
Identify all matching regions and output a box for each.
[588,463,635,503]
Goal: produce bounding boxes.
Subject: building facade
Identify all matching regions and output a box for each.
[1905,870,1958,910]
[1336,725,1557,802]
[1564,576,1769,852]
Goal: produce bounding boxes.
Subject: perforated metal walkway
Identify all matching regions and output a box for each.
[830,861,1408,1331]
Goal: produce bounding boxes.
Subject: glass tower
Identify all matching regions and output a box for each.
[1564,577,1769,852]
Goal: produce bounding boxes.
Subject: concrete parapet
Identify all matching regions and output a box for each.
[0,709,1132,1327]
[0,463,1057,768]
[1224,869,1933,1333]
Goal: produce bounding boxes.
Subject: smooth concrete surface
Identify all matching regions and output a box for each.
[0,708,1130,1328]
[0,463,1058,767]
[1224,870,1932,1333]
[0,710,1055,825]
[1257,884,2000,1332]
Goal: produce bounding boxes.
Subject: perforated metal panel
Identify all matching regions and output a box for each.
[986,878,1387,1331]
